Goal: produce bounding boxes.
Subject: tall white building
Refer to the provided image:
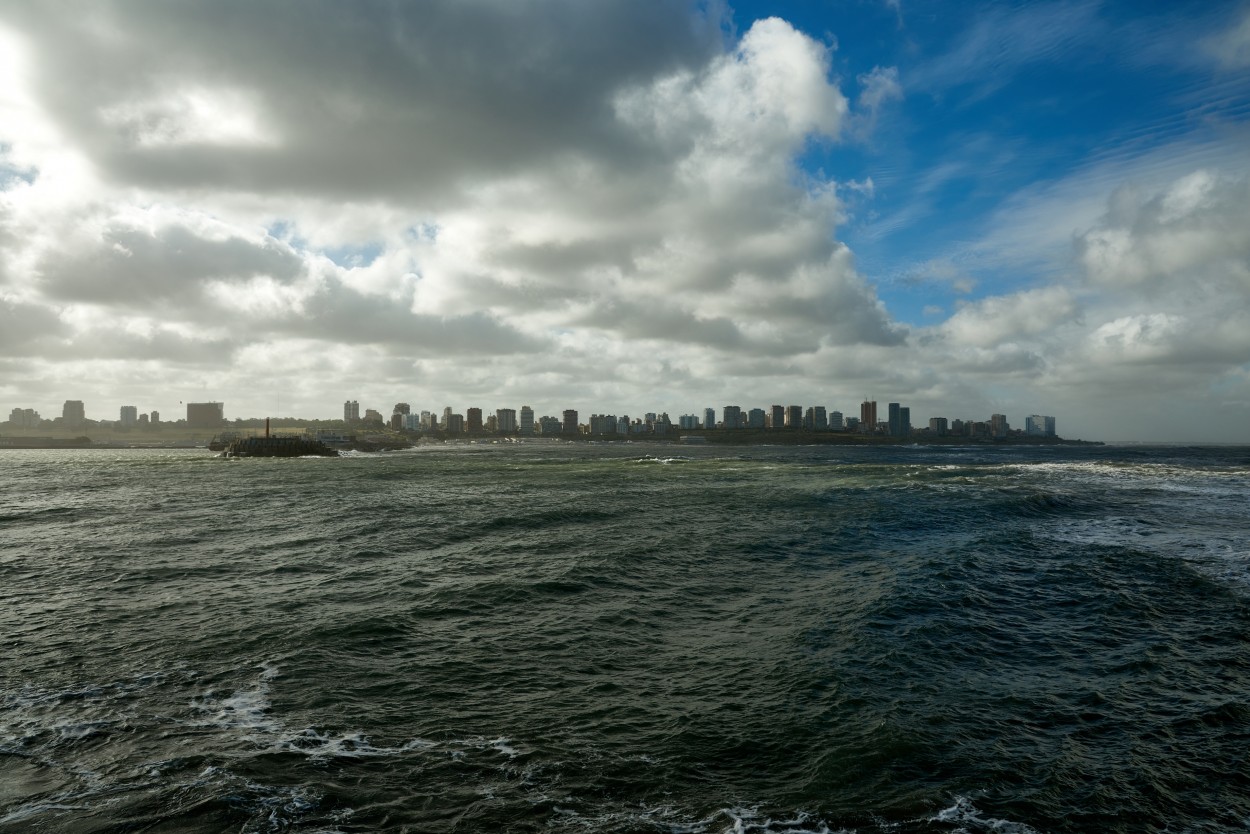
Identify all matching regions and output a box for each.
[343,400,360,423]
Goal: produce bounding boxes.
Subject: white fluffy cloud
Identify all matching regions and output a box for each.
[1077,170,1250,291]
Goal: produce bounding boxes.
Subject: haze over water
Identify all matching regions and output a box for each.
[2,442,1248,833]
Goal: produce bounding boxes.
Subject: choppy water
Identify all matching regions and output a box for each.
[2,442,1248,833]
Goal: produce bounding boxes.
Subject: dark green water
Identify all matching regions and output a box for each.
[2,443,1249,833]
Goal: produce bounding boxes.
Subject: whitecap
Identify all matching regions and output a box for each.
[931,796,1042,833]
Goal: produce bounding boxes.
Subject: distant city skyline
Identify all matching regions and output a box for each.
[0,2,1247,442]
[5,395,1057,441]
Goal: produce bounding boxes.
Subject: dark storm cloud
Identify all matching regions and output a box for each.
[6,0,724,202]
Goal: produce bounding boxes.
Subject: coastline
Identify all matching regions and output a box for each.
[0,432,1103,450]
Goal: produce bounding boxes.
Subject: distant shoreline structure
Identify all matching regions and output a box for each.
[0,432,1103,450]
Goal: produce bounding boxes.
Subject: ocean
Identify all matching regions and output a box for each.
[2,442,1248,833]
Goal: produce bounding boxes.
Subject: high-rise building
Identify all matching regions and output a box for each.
[447,413,464,433]
[562,409,579,434]
[829,410,844,430]
[590,414,618,434]
[900,406,911,437]
[1025,415,1056,437]
[539,415,561,435]
[9,407,40,427]
[343,400,360,424]
[150,411,160,425]
[62,400,85,428]
[393,402,411,416]
[860,400,877,433]
[991,414,1009,438]
[747,408,766,429]
[770,405,785,429]
[786,405,802,429]
[466,407,483,433]
[813,406,827,430]
[929,417,948,436]
[679,414,699,429]
[496,408,517,434]
[704,408,716,430]
[888,402,901,436]
[441,406,453,430]
[119,405,138,428]
[520,405,534,435]
[722,405,742,429]
[187,402,224,429]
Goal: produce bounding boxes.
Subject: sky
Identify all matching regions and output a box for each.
[1,0,1248,441]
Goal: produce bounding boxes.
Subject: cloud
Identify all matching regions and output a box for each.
[851,65,903,139]
[5,3,1243,440]
[942,286,1078,349]
[2,0,726,204]
[1076,170,1250,291]
[1204,6,1250,69]
[912,0,1105,99]
[0,294,67,355]
[36,212,304,307]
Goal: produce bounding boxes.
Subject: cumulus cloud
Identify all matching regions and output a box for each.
[1076,170,1250,291]
[942,286,1077,348]
[0,3,911,420]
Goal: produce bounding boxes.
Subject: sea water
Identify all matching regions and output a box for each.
[2,443,1248,832]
